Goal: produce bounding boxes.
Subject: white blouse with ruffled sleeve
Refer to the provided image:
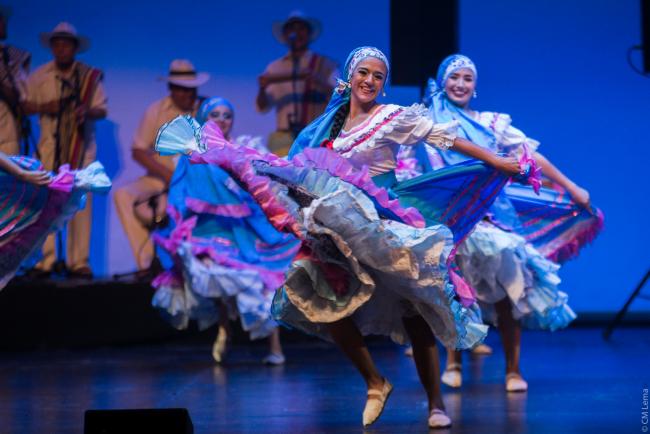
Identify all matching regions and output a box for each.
[332,104,458,177]
[475,111,540,155]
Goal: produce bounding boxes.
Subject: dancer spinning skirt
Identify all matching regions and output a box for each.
[0,153,111,289]
[156,47,526,428]
[400,54,603,392]
[152,97,300,364]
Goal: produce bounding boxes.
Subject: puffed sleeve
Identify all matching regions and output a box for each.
[478,112,540,155]
[375,104,458,150]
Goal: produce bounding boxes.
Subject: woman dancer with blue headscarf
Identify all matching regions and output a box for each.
[399,54,603,392]
[153,97,300,365]
[156,47,526,428]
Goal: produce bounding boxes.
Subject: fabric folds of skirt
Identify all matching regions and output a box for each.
[456,221,576,331]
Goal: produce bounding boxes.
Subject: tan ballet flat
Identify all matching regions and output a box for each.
[362,379,393,427]
[428,408,452,429]
[211,326,228,363]
[441,362,462,388]
[505,372,528,392]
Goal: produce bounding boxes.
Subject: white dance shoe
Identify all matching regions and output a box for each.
[441,363,462,388]
[505,373,528,392]
[428,408,452,429]
[362,379,393,427]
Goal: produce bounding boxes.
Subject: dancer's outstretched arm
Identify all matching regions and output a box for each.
[534,152,590,207]
[452,137,521,176]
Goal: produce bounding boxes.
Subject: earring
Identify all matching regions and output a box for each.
[335,79,351,95]
[473,90,478,98]
[382,90,387,97]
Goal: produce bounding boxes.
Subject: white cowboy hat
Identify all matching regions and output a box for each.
[39,22,90,53]
[159,59,210,88]
[272,10,322,45]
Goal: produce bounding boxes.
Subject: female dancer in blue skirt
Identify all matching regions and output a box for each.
[156,47,527,428]
[399,54,603,392]
[152,97,300,365]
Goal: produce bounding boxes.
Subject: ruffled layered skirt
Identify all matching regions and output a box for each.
[456,221,575,330]
[504,183,604,264]
[154,117,522,349]
[0,158,111,288]
[152,157,300,339]
[270,182,486,348]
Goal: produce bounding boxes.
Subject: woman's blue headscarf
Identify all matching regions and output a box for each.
[196,97,235,125]
[288,46,390,158]
[424,54,497,165]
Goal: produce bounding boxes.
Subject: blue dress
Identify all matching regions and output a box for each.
[152,145,300,339]
[396,108,601,330]
[155,114,512,350]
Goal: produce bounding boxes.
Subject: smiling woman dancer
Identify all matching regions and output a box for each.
[155,47,526,429]
[398,54,603,392]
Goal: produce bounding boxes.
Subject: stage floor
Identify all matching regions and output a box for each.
[0,327,647,433]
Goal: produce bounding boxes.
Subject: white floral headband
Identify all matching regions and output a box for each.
[439,55,477,87]
[344,46,390,81]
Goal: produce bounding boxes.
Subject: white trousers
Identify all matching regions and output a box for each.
[113,176,168,270]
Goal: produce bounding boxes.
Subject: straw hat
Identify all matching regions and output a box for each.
[159,59,210,88]
[272,10,321,45]
[39,22,90,53]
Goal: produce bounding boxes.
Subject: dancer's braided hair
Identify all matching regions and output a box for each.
[328,102,350,142]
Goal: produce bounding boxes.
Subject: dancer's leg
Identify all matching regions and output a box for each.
[494,297,527,392]
[446,347,462,368]
[402,315,444,411]
[268,328,283,356]
[212,301,230,363]
[494,298,521,375]
[327,317,384,390]
[402,314,452,428]
[441,346,463,388]
[262,327,286,365]
[327,317,391,426]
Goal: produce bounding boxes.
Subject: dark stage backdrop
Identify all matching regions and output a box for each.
[6,0,649,313]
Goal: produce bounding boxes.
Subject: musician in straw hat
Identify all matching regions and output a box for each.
[256,11,339,156]
[24,21,106,278]
[114,59,208,273]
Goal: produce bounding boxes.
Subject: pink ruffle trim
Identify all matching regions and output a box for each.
[192,122,304,237]
[185,198,252,218]
[290,148,425,228]
[194,122,476,302]
[449,265,477,307]
[545,208,604,264]
[154,204,298,293]
[192,244,289,293]
[151,270,183,289]
[48,164,76,193]
[195,122,425,230]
